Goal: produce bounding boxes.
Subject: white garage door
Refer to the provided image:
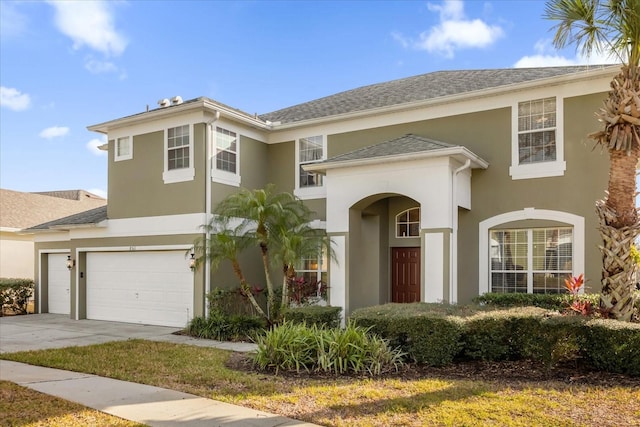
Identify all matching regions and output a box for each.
[86,251,194,328]
[48,253,70,315]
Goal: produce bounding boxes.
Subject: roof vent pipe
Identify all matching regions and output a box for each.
[158,98,170,108]
[171,96,183,105]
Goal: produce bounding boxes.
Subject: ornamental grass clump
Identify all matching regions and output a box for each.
[253,321,405,376]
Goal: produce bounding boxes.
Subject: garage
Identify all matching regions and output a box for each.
[86,251,194,327]
[48,253,70,315]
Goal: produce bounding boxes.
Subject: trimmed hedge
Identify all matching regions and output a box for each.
[473,292,599,311]
[0,278,34,316]
[282,305,342,329]
[351,302,640,375]
[350,303,468,366]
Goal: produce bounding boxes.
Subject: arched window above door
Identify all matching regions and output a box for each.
[396,207,420,238]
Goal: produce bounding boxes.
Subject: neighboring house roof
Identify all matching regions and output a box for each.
[26,205,108,231]
[0,189,107,230]
[259,65,617,125]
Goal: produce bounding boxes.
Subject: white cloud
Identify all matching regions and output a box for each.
[85,58,118,74]
[0,86,31,111]
[48,0,127,56]
[39,126,70,139]
[87,188,107,199]
[394,0,504,59]
[514,39,619,68]
[87,136,107,156]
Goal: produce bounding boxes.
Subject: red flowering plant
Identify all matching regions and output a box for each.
[287,275,327,306]
[564,274,593,316]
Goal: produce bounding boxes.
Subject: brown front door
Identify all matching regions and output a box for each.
[391,247,421,303]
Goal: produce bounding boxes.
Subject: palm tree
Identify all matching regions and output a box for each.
[200,185,332,323]
[545,0,640,320]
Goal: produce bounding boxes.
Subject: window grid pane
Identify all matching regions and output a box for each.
[299,136,324,188]
[490,227,573,294]
[167,125,189,170]
[117,137,130,157]
[518,97,556,165]
[396,208,420,237]
[215,127,237,173]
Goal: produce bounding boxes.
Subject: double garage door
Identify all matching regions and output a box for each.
[86,251,194,328]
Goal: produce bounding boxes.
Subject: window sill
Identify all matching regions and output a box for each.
[211,169,241,187]
[509,161,566,180]
[163,167,195,184]
[114,154,132,162]
[294,186,327,200]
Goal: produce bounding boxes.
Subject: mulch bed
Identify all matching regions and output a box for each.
[225,352,640,388]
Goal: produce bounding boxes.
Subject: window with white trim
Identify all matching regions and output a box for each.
[510,96,565,180]
[396,208,420,238]
[211,126,241,186]
[215,127,237,173]
[299,135,324,188]
[167,125,190,170]
[294,250,328,302]
[115,136,132,161]
[163,124,194,184]
[490,227,573,294]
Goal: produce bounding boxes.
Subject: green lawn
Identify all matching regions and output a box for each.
[0,380,145,427]
[2,340,639,427]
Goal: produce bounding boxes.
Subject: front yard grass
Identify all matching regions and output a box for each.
[1,339,639,427]
[0,380,144,427]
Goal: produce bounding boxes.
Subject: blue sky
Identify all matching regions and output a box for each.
[0,0,616,199]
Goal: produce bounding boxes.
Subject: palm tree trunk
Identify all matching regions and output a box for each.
[231,258,268,320]
[595,66,640,321]
[259,243,276,321]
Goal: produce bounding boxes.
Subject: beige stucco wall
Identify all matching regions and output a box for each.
[324,92,608,303]
[0,231,34,279]
[108,124,206,219]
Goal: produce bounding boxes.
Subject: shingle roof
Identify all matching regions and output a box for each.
[26,205,108,231]
[259,65,616,124]
[0,189,107,229]
[32,190,103,201]
[324,134,458,163]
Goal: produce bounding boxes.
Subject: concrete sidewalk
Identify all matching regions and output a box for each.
[1,360,320,427]
[0,315,319,426]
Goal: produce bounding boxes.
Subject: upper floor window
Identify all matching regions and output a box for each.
[167,125,190,170]
[510,96,565,180]
[299,135,324,188]
[396,208,420,238]
[490,227,573,294]
[518,97,556,164]
[216,127,237,173]
[115,136,132,161]
[163,124,194,184]
[211,126,241,187]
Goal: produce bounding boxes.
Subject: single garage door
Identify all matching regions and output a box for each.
[86,251,194,327]
[48,253,70,315]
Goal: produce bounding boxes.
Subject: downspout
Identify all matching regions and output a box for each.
[451,159,471,304]
[204,111,220,317]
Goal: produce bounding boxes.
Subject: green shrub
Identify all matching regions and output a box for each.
[474,292,566,310]
[253,321,404,375]
[0,278,34,315]
[462,310,516,361]
[582,319,640,376]
[186,312,265,342]
[253,321,318,374]
[351,303,467,366]
[282,305,342,328]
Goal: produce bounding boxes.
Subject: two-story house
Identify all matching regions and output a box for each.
[28,65,615,327]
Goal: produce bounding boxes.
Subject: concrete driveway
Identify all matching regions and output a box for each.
[0,314,257,354]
